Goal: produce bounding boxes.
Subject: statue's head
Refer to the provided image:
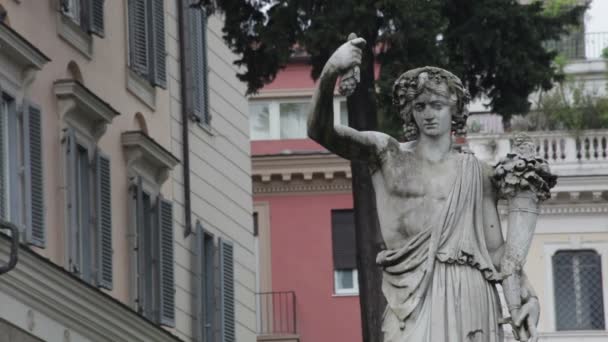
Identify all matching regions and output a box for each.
[392,66,470,141]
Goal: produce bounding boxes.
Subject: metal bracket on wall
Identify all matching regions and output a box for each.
[0,220,19,275]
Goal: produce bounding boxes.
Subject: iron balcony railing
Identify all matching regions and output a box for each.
[544,32,608,60]
[256,291,297,336]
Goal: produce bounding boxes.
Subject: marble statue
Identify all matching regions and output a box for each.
[307,35,555,342]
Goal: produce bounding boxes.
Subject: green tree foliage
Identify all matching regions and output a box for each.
[194,0,584,134]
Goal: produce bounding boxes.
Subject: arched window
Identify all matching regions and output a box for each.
[553,249,605,330]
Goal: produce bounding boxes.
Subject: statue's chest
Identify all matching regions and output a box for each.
[380,151,458,199]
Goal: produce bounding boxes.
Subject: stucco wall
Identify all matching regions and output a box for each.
[165,1,256,340]
[255,192,363,342]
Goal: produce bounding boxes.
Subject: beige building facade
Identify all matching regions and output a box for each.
[0,1,254,341]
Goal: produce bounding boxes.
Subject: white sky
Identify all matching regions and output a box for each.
[586,0,608,32]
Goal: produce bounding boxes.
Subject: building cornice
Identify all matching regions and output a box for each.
[0,237,182,342]
[122,131,180,184]
[252,152,352,194]
[0,22,51,71]
[54,79,120,140]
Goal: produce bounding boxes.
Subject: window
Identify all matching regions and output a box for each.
[182,2,211,126]
[553,249,605,330]
[331,209,358,295]
[64,128,112,288]
[280,102,309,139]
[127,0,166,88]
[194,223,216,342]
[0,93,45,247]
[131,177,175,326]
[60,0,105,37]
[248,98,347,140]
[250,103,270,140]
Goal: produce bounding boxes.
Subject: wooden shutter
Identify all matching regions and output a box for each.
[128,0,149,77]
[150,0,167,88]
[0,91,6,221]
[158,197,175,326]
[194,222,205,342]
[133,176,145,312]
[24,103,45,247]
[220,238,235,342]
[331,210,356,269]
[64,127,79,273]
[87,0,105,37]
[96,150,112,289]
[182,3,210,123]
[200,10,210,124]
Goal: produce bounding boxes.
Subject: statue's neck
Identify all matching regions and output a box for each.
[415,133,452,163]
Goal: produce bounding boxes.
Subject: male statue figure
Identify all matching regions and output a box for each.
[307,36,540,342]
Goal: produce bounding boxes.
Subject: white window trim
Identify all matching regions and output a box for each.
[543,239,608,332]
[334,269,359,296]
[250,96,348,141]
[57,8,93,58]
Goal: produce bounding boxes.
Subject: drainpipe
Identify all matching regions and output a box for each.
[178,3,193,237]
[0,220,19,275]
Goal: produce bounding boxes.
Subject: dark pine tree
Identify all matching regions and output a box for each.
[191,0,585,340]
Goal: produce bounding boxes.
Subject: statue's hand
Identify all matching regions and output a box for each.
[512,296,540,342]
[327,33,366,75]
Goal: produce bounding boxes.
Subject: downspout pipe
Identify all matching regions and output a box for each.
[0,220,19,275]
[178,3,193,237]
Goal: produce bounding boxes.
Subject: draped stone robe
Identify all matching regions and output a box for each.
[377,153,504,342]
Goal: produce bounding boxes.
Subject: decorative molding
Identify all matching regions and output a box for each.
[126,68,156,110]
[121,131,179,185]
[252,152,352,194]
[0,237,182,342]
[54,79,120,141]
[56,12,92,59]
[0,22,50,71]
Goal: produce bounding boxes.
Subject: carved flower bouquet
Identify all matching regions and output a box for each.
[493,134,557,322]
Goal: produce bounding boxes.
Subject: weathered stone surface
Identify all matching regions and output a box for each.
[308,35,542,342]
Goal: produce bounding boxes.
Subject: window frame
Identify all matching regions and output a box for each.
[249,97,348,140]
[334,268,359,295]
[64,127,100,284]
[543,241,608,332]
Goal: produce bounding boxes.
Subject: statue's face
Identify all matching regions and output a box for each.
[411,87,453,138]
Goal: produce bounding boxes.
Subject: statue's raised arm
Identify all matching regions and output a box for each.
[307,35,393,163]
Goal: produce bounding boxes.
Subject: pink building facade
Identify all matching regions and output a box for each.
[251,61,363,342]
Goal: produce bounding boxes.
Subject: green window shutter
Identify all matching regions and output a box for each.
[150,0,167,88]
[96,149,112,289]
[158,197,175,326]
[219,238,235,342]
[64,127,79,274]
[128,0,149,77]
[24,103,45,247]
[88,0,105,37]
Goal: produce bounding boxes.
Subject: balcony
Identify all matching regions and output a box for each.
[545,32,608,60]
[467,129,608,194]
[257,291,299,342]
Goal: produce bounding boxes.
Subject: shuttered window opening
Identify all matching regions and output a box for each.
[553,249,606,331]
[60,0,105,37]
[0,92,46,249]
[128,0,167,88]
[132,180,175,327]
[64,128,112,288]
[220,239,235,342]
[331,209,358,294]
[194,222,216,342]
[181,1,211,125]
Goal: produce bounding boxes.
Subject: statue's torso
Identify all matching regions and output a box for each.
[372,143,458,250]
